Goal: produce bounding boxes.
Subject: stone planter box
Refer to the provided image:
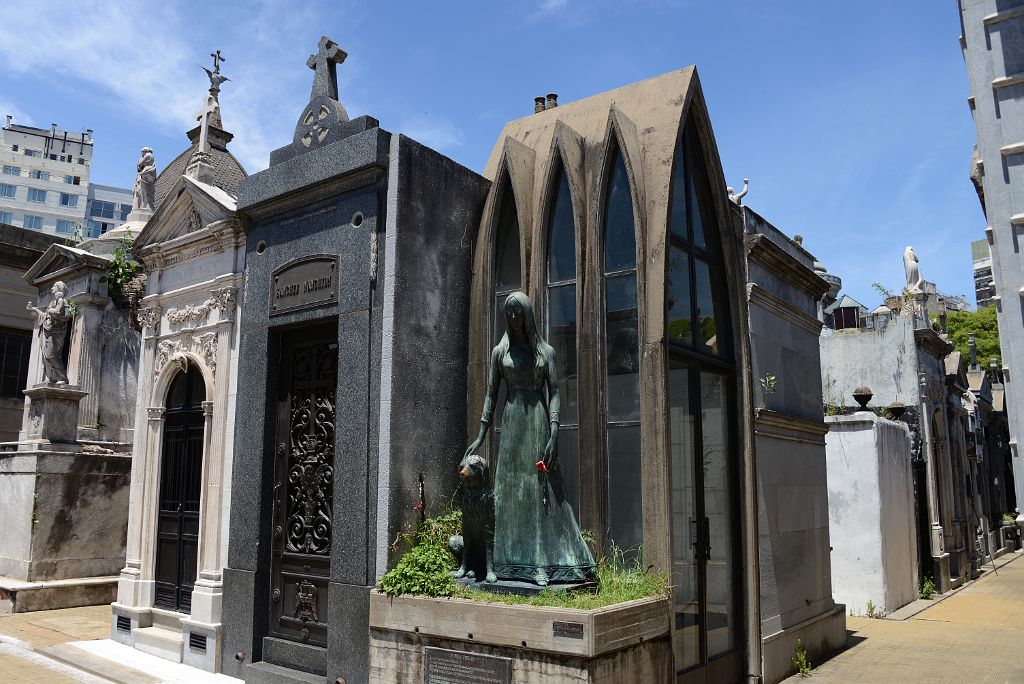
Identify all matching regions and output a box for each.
[369,590,671,683]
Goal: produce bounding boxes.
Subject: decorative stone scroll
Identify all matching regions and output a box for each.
[154,330,218,378]
[165,287,236,325]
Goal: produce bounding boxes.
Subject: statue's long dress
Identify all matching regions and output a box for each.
[40,305,68,384]
[488,343,596,583]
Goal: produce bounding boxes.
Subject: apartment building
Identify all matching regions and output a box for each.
[1,116,130,239]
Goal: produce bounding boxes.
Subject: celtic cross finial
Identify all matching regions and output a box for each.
[211,49,225,73]
[306,36,346,101]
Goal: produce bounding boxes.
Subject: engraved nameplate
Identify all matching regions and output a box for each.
[552,620,584,639]
[271,255,338,315]
[424,647,511,684]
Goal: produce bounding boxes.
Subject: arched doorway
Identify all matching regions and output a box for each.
[154,362,205,612]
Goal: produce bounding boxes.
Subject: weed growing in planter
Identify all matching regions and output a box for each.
[377,509,461,598]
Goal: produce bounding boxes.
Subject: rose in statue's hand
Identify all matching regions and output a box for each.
[543,437,558,470]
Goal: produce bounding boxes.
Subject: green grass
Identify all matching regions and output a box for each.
[377,509,668,610]
[453,548,668,610]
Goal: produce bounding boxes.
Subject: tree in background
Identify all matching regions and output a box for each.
[947,305,1001,367]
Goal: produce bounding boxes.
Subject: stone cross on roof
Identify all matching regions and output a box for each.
[307,36,347,101]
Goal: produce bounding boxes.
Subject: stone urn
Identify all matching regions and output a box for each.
[852,386,873,411]
[888,401,906,420]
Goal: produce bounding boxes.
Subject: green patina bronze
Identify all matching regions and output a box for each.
[464,291,596,586]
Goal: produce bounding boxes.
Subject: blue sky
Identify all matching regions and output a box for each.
[0,1,981,308]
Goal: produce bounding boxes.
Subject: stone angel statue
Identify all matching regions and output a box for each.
[132,147,157,213]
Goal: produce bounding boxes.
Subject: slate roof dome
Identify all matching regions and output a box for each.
[154,123,247,210]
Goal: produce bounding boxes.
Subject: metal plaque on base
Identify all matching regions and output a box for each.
[424,647,511,684]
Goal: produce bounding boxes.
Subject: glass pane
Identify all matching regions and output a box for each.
[688,174,706,250]
[684,136,708,250]
[702,372,737,657]
[669,361,699,671]
[604,150,636,273]
[606,274,640,422]
[669,139,688,243]
[547,168,576,283]
[694,260,723,356]
[667,246,692,347]
[494,181,522,291]
[607,424,642,554]
[547,284,578,425]
[555,426,580,521]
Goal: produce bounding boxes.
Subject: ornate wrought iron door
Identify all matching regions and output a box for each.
[154,364,205,613]
[269,327,337,646]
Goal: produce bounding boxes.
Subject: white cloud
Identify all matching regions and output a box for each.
[0,100,33,126]
[398,117,464,152]
[536,0,569,13]
[0,0,351,173]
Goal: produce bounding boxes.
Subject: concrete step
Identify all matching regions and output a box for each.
[133,625,183,663]
[149,606,185,630]
[246,660,324,684]
[37,643,161,684]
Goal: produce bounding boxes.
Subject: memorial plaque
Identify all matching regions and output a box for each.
[270,254,338,315]
[424,647,511,684]
[552,620,584,639]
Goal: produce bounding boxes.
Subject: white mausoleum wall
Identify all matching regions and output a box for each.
[825,413,917,614]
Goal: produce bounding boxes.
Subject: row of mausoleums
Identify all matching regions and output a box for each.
[11,40,997,683]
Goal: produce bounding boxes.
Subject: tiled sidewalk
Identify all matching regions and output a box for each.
[0,605,237,683]
[789,551,1024,683]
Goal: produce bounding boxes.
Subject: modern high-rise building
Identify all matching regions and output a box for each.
[959,0,1024,516]
[0,116,131,239]
[972,237,996,309]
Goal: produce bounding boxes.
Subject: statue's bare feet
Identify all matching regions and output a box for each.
[533,569,549,586]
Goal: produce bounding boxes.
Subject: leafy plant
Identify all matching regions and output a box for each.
[377,508,461,598]
[865,599,884,618]
[823,375,842,416]
[101,229,140,307]
[760,373,778,396]
[919,576,936,600]
[947,305,1001,368]
[65,299,78,319]
[792,638,812,676]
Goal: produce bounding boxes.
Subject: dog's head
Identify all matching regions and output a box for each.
[458,454,490,490]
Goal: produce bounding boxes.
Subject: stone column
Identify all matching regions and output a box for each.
[920,374,944,558]
[137,406,165,606]
[67,293,106,441]
[191,399,222,625]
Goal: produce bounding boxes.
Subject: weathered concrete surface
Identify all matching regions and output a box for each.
[825,413,918,616]
[785,552,1024,682]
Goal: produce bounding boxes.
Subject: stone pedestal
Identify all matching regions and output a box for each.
[22,384,87,445]
[368,592,670,683]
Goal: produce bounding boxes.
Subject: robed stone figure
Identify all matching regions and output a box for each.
[464,291,596,586]
[26,281,70,385]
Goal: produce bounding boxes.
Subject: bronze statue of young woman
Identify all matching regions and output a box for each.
[464,291,595,586]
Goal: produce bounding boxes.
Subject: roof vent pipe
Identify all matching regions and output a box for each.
[546,93,558,109]
[5,115,11,127]
[534,96,546,114]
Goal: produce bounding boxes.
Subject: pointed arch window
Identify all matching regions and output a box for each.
[666,124,741,671]
[491,175,521,459]
[602,146,642,553]
[546,161,580,515]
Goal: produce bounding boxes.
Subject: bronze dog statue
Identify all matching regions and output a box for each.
[450,454,496,584]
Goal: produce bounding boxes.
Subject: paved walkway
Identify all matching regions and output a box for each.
[790,551,1024,683]
[0,605,236,683]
